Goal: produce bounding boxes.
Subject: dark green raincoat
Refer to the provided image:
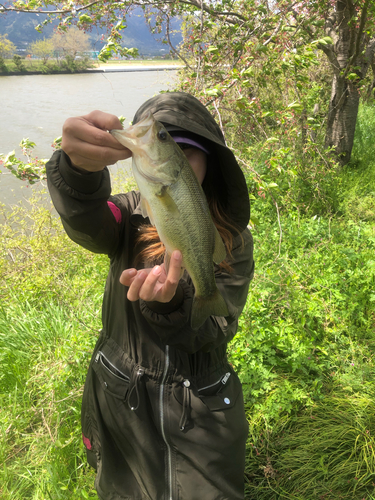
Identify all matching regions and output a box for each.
[46,92,254,500]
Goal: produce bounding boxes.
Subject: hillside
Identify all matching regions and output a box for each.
[0,9,182,56]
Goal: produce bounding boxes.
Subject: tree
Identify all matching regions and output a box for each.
[51,26,91,60]
[296,0,375,164]
[1,0,375,165]
[0,33,16,58]
[29,37,54,64]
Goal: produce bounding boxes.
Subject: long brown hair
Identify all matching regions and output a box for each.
[135,151,241,272]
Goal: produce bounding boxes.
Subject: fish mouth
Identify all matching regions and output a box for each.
[110,112,154,150]
[110,113,173,184]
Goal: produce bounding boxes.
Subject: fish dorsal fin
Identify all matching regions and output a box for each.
[140,197,155,226]
[213,226,227,264]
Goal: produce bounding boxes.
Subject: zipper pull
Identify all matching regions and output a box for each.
[95,352,100,363]
[222,372,231,385]
[128,366,145,411]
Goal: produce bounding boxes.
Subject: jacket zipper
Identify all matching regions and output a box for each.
[95,351,130,382]
[160,344,173,500]
[198,372,231,393]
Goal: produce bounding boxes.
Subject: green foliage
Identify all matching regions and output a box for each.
[0,55,8,73]
[12,54,25,72]
[225,103,375,498]
[0,138,53,184]
[230,213,375,416]
[338,103,375,222]
[98,20,139,62]
[0,193,107,499]
[0,34,16,58]
[28,37,54,64]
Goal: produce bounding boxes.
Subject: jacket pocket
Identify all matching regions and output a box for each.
[198,370,241,411]
[174,368,242,412]
[92,350,131,400]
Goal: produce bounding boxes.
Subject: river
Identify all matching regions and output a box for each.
[0,69,177,207]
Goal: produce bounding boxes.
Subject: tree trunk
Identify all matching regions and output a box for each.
[322,0,375,166]
[325,75,360,165]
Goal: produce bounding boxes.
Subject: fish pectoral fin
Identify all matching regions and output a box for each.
[140,198,155,225]
[155,186,180,216]
[164,251,185,279]
[213,226,227,264]
[191,290,229,330]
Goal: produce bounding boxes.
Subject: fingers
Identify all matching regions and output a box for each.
[61,110,132,171]
[135,265,163,301]
[120,250,183,303]
[126,270,149,302]
[119,268,138,287]
[163,250,183,297]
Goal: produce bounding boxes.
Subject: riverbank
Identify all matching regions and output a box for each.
[0,58,183,76]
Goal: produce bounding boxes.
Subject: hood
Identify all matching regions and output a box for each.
[132,92,250,233]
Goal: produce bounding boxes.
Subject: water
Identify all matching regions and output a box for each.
[0,70,177,207]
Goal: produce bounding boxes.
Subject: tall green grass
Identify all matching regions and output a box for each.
[0,194,105,499]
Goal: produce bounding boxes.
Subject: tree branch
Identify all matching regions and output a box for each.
[353,0,369,65]
[164,12,192,70]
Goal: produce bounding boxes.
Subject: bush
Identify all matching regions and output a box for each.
[0,56,8,73]
[12,54,25,72]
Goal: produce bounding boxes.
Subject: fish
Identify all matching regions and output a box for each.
[110,112,228,329]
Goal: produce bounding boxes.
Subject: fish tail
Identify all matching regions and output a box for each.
[191,290,229,330]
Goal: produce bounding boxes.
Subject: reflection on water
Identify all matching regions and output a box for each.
[0,70,177,207]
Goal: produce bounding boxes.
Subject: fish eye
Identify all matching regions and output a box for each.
[158,130,168,141]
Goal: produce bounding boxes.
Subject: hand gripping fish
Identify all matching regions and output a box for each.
[110,113,228,329]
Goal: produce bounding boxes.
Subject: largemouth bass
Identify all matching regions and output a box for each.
[110,112,228,329]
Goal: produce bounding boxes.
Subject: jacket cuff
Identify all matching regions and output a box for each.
[144,284,184,315]
[140,281,193,332]
[59,150,106,194]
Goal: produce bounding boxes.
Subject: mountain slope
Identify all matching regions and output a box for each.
[0,9,182,56]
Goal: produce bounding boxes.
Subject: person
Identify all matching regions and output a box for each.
[46,92,254,500]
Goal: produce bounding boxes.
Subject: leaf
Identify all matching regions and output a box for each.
[250,216,261,226]
[288,101,304,112]
[78,14,93,24]
[312,36,333,46]
[206,88,223,97]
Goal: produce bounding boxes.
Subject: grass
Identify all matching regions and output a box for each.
[1,104,375,498]
[0,193,105,499]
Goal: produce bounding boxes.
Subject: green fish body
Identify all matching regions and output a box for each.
[111,113,228,329]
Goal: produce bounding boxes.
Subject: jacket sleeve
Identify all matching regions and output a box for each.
[46,149,126,255]
[139,228,254,353]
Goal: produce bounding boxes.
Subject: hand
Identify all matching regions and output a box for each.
[61,110,131,171]
[120,250,183,303]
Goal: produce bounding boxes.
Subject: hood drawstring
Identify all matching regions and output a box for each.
[128,367,145,411]
[179,379,191,431]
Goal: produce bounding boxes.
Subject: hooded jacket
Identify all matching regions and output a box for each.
[46,92,254,500]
